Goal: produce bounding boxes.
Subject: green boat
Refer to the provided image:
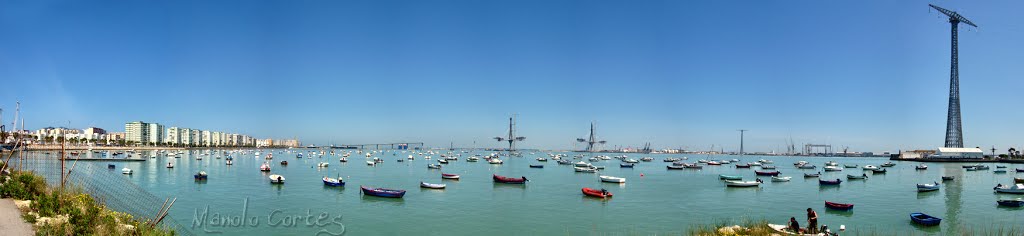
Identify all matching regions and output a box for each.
[719,174,743,180]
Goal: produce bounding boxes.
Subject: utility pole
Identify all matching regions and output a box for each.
[738,129,747,155]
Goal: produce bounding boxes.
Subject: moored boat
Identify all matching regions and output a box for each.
[493,174,528,184]
[619,163,635,168]
[719,174,743,180]
[194,171,208,180]
[761,165,777,170]
[574,166,598,173]
[582,187,612,198]
[910,212,941,226]
[441,173,460,179]
[269,174,285,184]
[754,170,781,176]
[997,199,1024,207]
[427,164,442,169]
[819,179,842,185]
[735,164,751,168]
[824,166,842,172]
[847,174,868,180]
[915,165,927,170]
[797,164,815,169]
[994,183,1024,194]
[917,182,940,192]
[825,201,854,210]
[166,162,174,168]
[536,157,547,162]
[862,165,878,170]
[361,186,406,198]
[529,164,544,168]
[121,167,133,175]
[317,162,330,167]
[844,164,857,168]
[942,176,955,181]
[1015,177,1024,184]
[666,165,685,170]
[260,163,271,172]
[804,172,821,178]
[881,162,896,167]
[323,176,345,187]
[599,175,626,183]
[281,160,289,166]
[725,179,763,187]
[420,182,446,189]
[771,176,791,182]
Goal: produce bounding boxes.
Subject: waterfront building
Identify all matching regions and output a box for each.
[148,123,164,145]
[191,129,202,146]
[106,132,126,144]
[202,130,212,147]
[934,147,984,158]
[180,128,193,145]
[124,121,148,144]
[166,127,181,145]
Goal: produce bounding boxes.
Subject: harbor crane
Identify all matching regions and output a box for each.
[929,4,976,148]
[494,114,525,151]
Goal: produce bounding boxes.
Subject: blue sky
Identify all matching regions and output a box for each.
[2,0,1023,152]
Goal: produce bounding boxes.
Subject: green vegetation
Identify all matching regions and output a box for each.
[0,170,176,236]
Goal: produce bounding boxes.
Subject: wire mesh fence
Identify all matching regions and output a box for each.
[6,154,194,235]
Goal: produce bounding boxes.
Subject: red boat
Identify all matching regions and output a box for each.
[493,174,528,184]
[825,201,854,210]
[582,187,612,198]
[754,170,781,176]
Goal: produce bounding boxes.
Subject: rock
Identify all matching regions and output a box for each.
[34,214,69,227]
[717,225,744,234]
[13,200,31,211]
[119,224,136,231]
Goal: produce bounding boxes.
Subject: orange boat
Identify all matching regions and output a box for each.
[582,188,613,198]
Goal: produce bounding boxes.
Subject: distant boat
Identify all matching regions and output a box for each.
[438,159,448,164]
[574,167,598,173]
[797,164,815,169]
[599,175,625,183]
[493,174,528,184]
[420,182,446,189]
[360,186,406,198]
[281,161,289,166]
[917,182,940,192]
[582,187,612,198]
[771,176,791,182]
[619,163,635,168]
[725,179,762,187]
[529,164,544,168]
[880,162,896,167]
[915,165,927,170]
[873,168,888,174]
[194,171,208,180]
[666,165,685,170]
[825,201,854,211]
[323,176,345,187]
[623,159,639,163]
[1015,177,1024,184]
[942,176,955,181]
[997,199,1024,207]
[994,184,1024,194]
[847,174,868,180]
[108,164,115,169]
[844,164,858,168]
[760,165,776,170]
[488,159,503,164]
[339,158,347,162]
[819,179,842,185]
[467,157,479,162]
[862,165,878,170]
[121,167,133,175]
[226,160,233,165]
[366,161,376,166]
[317,162,329,167]
[269,174,285,184]
[754,171,781,176]
[910,212,941,226]
[640,157,653,162]
[824,166,843,172]
[260,163,271,172]
[441,173,460,180]
[994,169,1007,173]
[735,164,751,168]
[719,174,743,180]
[166,162,174,168]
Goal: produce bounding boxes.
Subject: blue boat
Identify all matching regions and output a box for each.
[910,212,941,226]
[819,179,842,185]
[193,171,208,180]
[361,186,406,198]
[107,164,115,169]
[620,163,635,168]
[323,177,345,187]
[997,199,1024,207]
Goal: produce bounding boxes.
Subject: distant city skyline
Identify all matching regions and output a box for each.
[2,1,1024,152]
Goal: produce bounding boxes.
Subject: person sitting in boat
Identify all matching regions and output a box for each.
[521,176,528,181]
[600,189,608,195]
[862,173,868,178]
[806,208,819,234]
[788,217,802,233]
[277,176,283,182]
[755,178,763,183]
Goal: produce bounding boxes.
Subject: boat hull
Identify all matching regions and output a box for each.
[493,174,528,184]
[361,186,406,198]
[825,201,854,210]
[582,188,612,198]
[910,213,941,226]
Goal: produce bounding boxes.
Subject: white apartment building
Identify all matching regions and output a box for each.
[202,130,212,147]
[125,121,148,143]
[166,127,181,145]
[148,123,164,145]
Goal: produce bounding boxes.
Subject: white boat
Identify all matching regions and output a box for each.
[624,159,639,163]
[441,173,460,179]
[824,166,843,172]
[731,159,740,162]
[269,174,285,184]
[121,167,133,175]
[794,161,808,166]
[536,158,547,162]
[825,161,838,166]
[881,162,896,167]
[226,160,233,165]
[994,184,1024,194]
[407,155,414,160]
[599,175,626,183]
[847,174,868,180]
[260,163,271,171]
[438,159,448,164]
[420,182,446,189]
[771,176,791,182]
[574,166,598,173]
[574,161,591,167]
[428,164,442,169]
[760,160,774,164]
[488,159,503,164]
[862,165,878,170]
[768,223,827,236]
[797,164,815,169]
[917,182,940,192]
[725,179,763,187]
[749,162,763,166]
[166,162,174,168]
[317,162,329,167]
[467,157,479,162]
[366,161,376,166]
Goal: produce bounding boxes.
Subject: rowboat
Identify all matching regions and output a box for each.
[862,165,878,170]
[975,165,990,170]
[825,201,854,210]
[529,164,544,168]
[428,164,442,169]
[910,212,941,226]
[754,171,781,176]
[761,165,777,170]
[994,184,1024,194]
[317,162,328,167]
[194,171,208,180]
[467,157,479,162]
[574,167,598,173]
[666,165,685,170]
[771,176,792,182]
[725,179,763,187]
[619,163,635,168]
[121,167,133,175]
[323,176,345,187]
[420,182,446,189]
[915,165,927,170]
[823,166,842,172]
[994,169,1007,174]
[640,157,653,162]
[582,187,612,198]
[269,174,285,184]
[719,174,743,180]
[844,164,858,168]
[493,174,528,184]
[441,173,460,179]
[749,162,762,166]
[536,158,547,162]
[942,176,955,181]
[599,175,626,183]
[881,162,896,167]
[260,163,270,172]
[624,159,639,163]
[360,186,406,198]
[872,168,887,174]
[804,172,821,178]
[997,199,1024,207]
[797,164,815,169]
[488,159,503,164]
[819,179,842,185]
[735,164,751,168]
[366,161,375,166]
[847,174,868,180]
[917,182,940,192]
[1015,177,1024,184]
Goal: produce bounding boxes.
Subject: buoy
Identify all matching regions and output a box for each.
[640,173,645,177]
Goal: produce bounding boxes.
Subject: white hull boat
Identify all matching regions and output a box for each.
[599,175,625,183]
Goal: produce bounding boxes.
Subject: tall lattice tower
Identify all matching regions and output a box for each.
[930,4,976,148]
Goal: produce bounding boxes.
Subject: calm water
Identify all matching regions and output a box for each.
[63,150,1024,235]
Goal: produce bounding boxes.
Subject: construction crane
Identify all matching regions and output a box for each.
[576,122,606,152]
[494,114,525,151]
[929,4,976,148]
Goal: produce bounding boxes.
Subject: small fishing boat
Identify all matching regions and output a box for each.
[725,179,762,187]
[994,184,1024,194]
[915,165,927,170]
[420,182,446,189]
[844,164,858,168]
[754,170,781,176]
[824,166,842,172]
[994,169,1007,174]
[641,157,653,162]
[624,159,639,163]
[536,158,547,162]
[226,160,233,165]
[361,186,406,198]
[1015,177,1024,184]
[166,162,174,168]
[599,175,626,183]
[819,179,842,185]
[493,174,528,184]
[1016,168,1024,172]
[619,163,635,168]
[427,164,442,169]
[735,164,751,168]
[942,176,955,181]
[997,199,1024,207]
[771,176,792,182]
[749,162,762,166]
[719,174,743,180]
[366,161,376,166]
[467,157,479,162]
[339,158,347,162]
[582,187,612,198]
[881,162,896,167]
[825,201,854,211]
[975,165,990,170]
[917,182,940,192]
[441,173,460,179]
[872,168,887,173]
[281,161,289,166]
[797,164,815,169]
[910,212,941,226]
[557,160,571,165]
[761,165,777,170]
[825,161,838,166]
[804,172,821,178]
[269,174,285,184]
[997,165,1007,168]
[862,165,878,170]
[768,223,825,236]
[488,159,504,164]
[529,164,544,168]
[847,174,868,180]
[574,161,591,167]
[666,165,685,170]
[260,163,271,171]
[684,163,703,169]
[121,167,133,175]
[574,166,598,173]
[323,176,345,187]
[194,171,208,180]
[108,164,115,169]
[438,159,448,164]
